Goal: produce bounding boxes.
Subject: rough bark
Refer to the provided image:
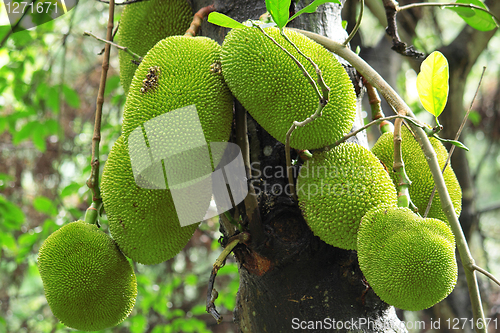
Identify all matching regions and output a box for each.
[188,0,408,331]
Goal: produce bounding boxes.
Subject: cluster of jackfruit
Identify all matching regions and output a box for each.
[292,127,459,310]
[38,221,137,331]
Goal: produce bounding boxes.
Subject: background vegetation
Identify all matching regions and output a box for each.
[0,0,499,332]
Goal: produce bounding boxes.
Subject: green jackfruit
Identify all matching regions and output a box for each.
[101,136,202,265]
[357,206,457,311]
[371,126,462,224]
[102,36,234,265]
[117,0,192,94]
[221,27,356,150]
[37,221,137,331]
[121,35,233,144]
[296,142,398,250]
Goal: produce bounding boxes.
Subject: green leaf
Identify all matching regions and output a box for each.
[104,76,121,96]
[416,51,449,118]
[0,233,17,252]
[44,119,60,135]
[12,121,37,145]
[32,125,46,152]
[447,0,498,31]
[432,135,470,151]
[62,84,81,108]
[266,0,292,29]
[207,12,248,29]
[288,0,341,23]
[61,182,82,198]
[129,314,147,333]
[46,86,60,113]
[0,116,7,134]
[33,196,57,216]
[0,196,25,230]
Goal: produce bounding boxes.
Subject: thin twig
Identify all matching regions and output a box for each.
[381,0,425,58]
[344,0,364,46]
[397,2,500,25]
[292,29,488,332]
[207,233,250,323]
[185,5,215,37]
[477,202,500,215]
[235,102,264,245]
[83,31,142,61]
[261,28,330,200]
[331,114,423,148]
[472,264,500,287]
[393,118,412,208]
[364,78,394,133]
[280,31,330,99]
[424,67,486,218]
[85,0,115,224]
[255,24,322,100]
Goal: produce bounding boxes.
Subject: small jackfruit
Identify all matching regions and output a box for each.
[221,27,357,150]
[37,221,137,331]
[357,206,457,311]
[296,142,398,250]
[117,0,193,93]
[101,136,203,265]
[371,126,462,224]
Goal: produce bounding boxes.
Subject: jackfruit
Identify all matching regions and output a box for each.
[121,35,233,144]
[101,135,202,265]
[357,206,457,311]
[117,0,192,94]
[296,142,398,250]
[221,27,357,150]
[371,126,462,224]
[102,35,234,265]
[37,220,137,331]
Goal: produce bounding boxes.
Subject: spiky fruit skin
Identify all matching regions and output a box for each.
[117,0,192,94]
[101,136,201,265]
[221,27,357,150]
[121,36,233,144]
[371,127,462,224]
[296,143,398,250]
[37,221,137,331]
[103,36,233,265]
[357,206,458,311]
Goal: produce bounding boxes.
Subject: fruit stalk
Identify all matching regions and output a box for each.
[393,118,411,208]
[184,5,215,37]
[293,29,488,333]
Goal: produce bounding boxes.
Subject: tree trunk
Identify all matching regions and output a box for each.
[191,0,408,331]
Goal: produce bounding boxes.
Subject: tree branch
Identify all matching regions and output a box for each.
[85,0,115,224]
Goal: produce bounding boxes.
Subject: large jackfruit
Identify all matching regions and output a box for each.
[296,142,398,250]
[221,27,356,150]
[101,135,203,265]
[102,36,234,264]
[37,221,137,331]
[371,126,462,224]
[357,206,457,311]
[117,0,192,94]
[121,35,233,144]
